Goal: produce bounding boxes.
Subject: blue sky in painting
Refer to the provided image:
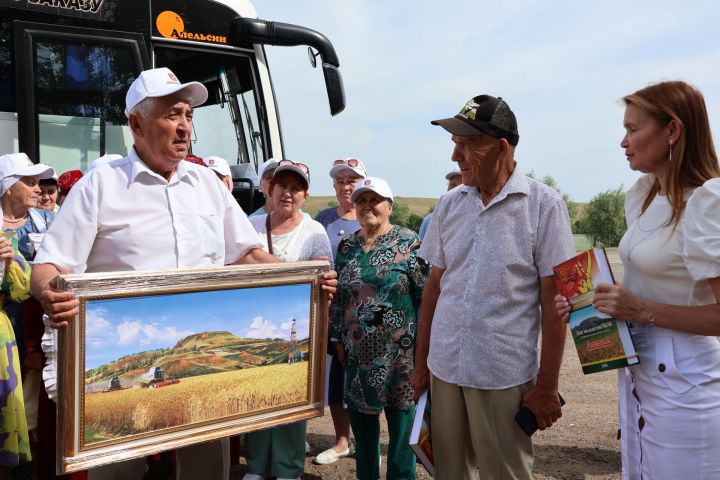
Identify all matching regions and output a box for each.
[84,283,311,370]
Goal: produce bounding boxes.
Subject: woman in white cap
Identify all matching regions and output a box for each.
[331,177,429,480]
[313,157,366,465]
[0,152,55,476]
[244,159,332,480]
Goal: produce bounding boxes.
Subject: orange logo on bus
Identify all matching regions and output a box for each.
[156,10,227,44]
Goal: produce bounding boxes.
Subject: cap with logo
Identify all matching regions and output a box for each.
[204,156,232,177]
[431,95,519,146]
[350,176,393,203]
[329,157,367,179]
[124,67,209,117]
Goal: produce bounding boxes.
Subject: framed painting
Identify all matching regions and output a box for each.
[53,261,329,473]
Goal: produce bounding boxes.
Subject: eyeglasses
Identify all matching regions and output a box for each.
[277,159,310,177]
[332,158,360,168]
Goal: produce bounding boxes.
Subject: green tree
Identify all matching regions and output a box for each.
[407,213,423,233]
[389,201,411,227]
[582,187,627,247]
[527,172,578,226]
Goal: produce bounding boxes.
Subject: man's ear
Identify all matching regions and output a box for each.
[128,113,143,136]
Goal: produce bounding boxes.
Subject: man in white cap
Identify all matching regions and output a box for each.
[250,158,280,217]
[205,155,233,191]
[312,157,367,465]
[418,166,462,240]
[30,67,336,480]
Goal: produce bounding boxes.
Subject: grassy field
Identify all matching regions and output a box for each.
[83,362,308,444]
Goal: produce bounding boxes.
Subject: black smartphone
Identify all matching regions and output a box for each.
[514,393,566,437]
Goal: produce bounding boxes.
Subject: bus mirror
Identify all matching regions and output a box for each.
[322,64,345,116]
[308,47,320,68]
[233,18,346,116]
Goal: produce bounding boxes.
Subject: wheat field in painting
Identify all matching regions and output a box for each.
[84,362,308,444]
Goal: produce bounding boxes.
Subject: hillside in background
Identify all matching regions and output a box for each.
[85,331,308,391]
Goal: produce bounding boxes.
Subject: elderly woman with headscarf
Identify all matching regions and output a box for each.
[331,177,429,480]
[0,152,54,476]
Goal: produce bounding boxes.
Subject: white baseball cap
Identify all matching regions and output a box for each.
[445,166,462,180]
[350,176,393,203]
[258,158,280,180]
[329,157,367,179]
[124,67,208,117]
[0,153,56,196]
[205,156,232,177]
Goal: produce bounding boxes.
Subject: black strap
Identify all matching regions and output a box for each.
[265,214,273,255]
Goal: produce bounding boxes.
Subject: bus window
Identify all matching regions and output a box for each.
[154,47,267,173]
[34,41,138,172]
[14,23,148,171]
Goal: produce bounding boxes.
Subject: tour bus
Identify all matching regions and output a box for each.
[0,0,345,212]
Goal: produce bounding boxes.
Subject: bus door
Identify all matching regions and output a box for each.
[14,21,149,173]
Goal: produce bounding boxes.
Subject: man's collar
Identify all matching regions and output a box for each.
[458,164,530,205]
[129,148,198,184]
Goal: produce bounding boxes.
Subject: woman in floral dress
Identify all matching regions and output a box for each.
[331,177,428,480]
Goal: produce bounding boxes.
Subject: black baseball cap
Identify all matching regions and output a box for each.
[431,95,519,146]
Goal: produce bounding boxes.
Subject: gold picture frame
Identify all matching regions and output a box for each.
[55,261,329,473]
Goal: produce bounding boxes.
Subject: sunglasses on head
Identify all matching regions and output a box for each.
[277,159,310,176]
[332,158,360,168]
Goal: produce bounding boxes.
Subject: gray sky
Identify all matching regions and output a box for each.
[258,0,720,201]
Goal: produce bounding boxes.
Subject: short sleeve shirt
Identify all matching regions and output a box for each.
[35,149,262,273]
[315,207,360,257]
[418,166,575,389]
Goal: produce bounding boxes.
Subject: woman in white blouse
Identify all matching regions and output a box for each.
[557,81,720,479]
[245,159,332,480]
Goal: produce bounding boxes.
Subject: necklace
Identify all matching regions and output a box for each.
[3,214,28,225]
[625,211,666,262]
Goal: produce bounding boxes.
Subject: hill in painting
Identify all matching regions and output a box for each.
[85,331,309,390]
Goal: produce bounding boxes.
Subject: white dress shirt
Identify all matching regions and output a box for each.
[35,148,261,273]
[418,167,575,389]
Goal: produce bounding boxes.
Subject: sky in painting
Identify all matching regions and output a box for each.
[84,283,311,369]
[257,0,720,201]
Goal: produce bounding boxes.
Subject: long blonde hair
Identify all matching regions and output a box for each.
[623,81,720,226]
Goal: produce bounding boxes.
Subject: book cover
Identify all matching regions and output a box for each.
[553,248,640,374]
[409,390,434,476]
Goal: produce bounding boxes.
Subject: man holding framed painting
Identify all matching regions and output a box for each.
[29,67,336,479]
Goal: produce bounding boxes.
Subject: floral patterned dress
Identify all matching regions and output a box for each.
[0,241,32,466]
[331,225,429,414]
